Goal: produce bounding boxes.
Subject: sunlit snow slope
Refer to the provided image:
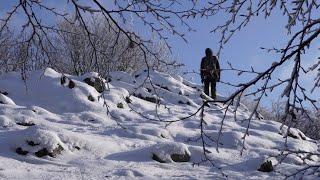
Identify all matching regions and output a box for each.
[0,68,318,179]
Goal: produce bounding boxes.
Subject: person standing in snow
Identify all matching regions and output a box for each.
[200,48,220,99]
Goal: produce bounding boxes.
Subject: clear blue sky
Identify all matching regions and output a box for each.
[1,1,319,106]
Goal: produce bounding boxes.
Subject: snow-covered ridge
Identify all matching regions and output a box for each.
[0,68,318,179]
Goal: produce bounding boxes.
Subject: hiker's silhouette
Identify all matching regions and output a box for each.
[200,48,220,99]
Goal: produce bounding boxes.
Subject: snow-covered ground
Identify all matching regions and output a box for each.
[0,68,318,179]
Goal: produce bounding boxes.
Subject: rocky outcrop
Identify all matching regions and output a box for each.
[83,77,105,93]
[258,160,273,172]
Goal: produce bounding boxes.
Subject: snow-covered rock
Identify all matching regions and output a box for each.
[0,94,15,105]
[14,126,66,157]
[151,142,191,163]
[83,77,105,93]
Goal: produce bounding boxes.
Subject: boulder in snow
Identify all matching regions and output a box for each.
[35,144,64,158]
[88,94,95,102]
[170,152,191,162]
[16,147,29,155]
[60,75,76,89]
[68,80,75,89]
[151,142,191,163]
[15,126,65,158]
[83,77,105,93]
[258,160,273,172]
[117,102,124,109]
[125,96,132,103]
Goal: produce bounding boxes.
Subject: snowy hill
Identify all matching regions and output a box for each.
[0,68,319,179]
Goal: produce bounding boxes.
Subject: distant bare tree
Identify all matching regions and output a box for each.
[0,27,12,73]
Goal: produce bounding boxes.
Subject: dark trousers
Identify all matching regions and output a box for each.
[204,79,216,99]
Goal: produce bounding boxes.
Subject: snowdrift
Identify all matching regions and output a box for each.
[0,68,318,179]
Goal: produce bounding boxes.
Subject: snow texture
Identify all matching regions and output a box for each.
[0,68,319,179]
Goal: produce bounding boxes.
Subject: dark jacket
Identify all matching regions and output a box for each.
[200,55,220,81]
